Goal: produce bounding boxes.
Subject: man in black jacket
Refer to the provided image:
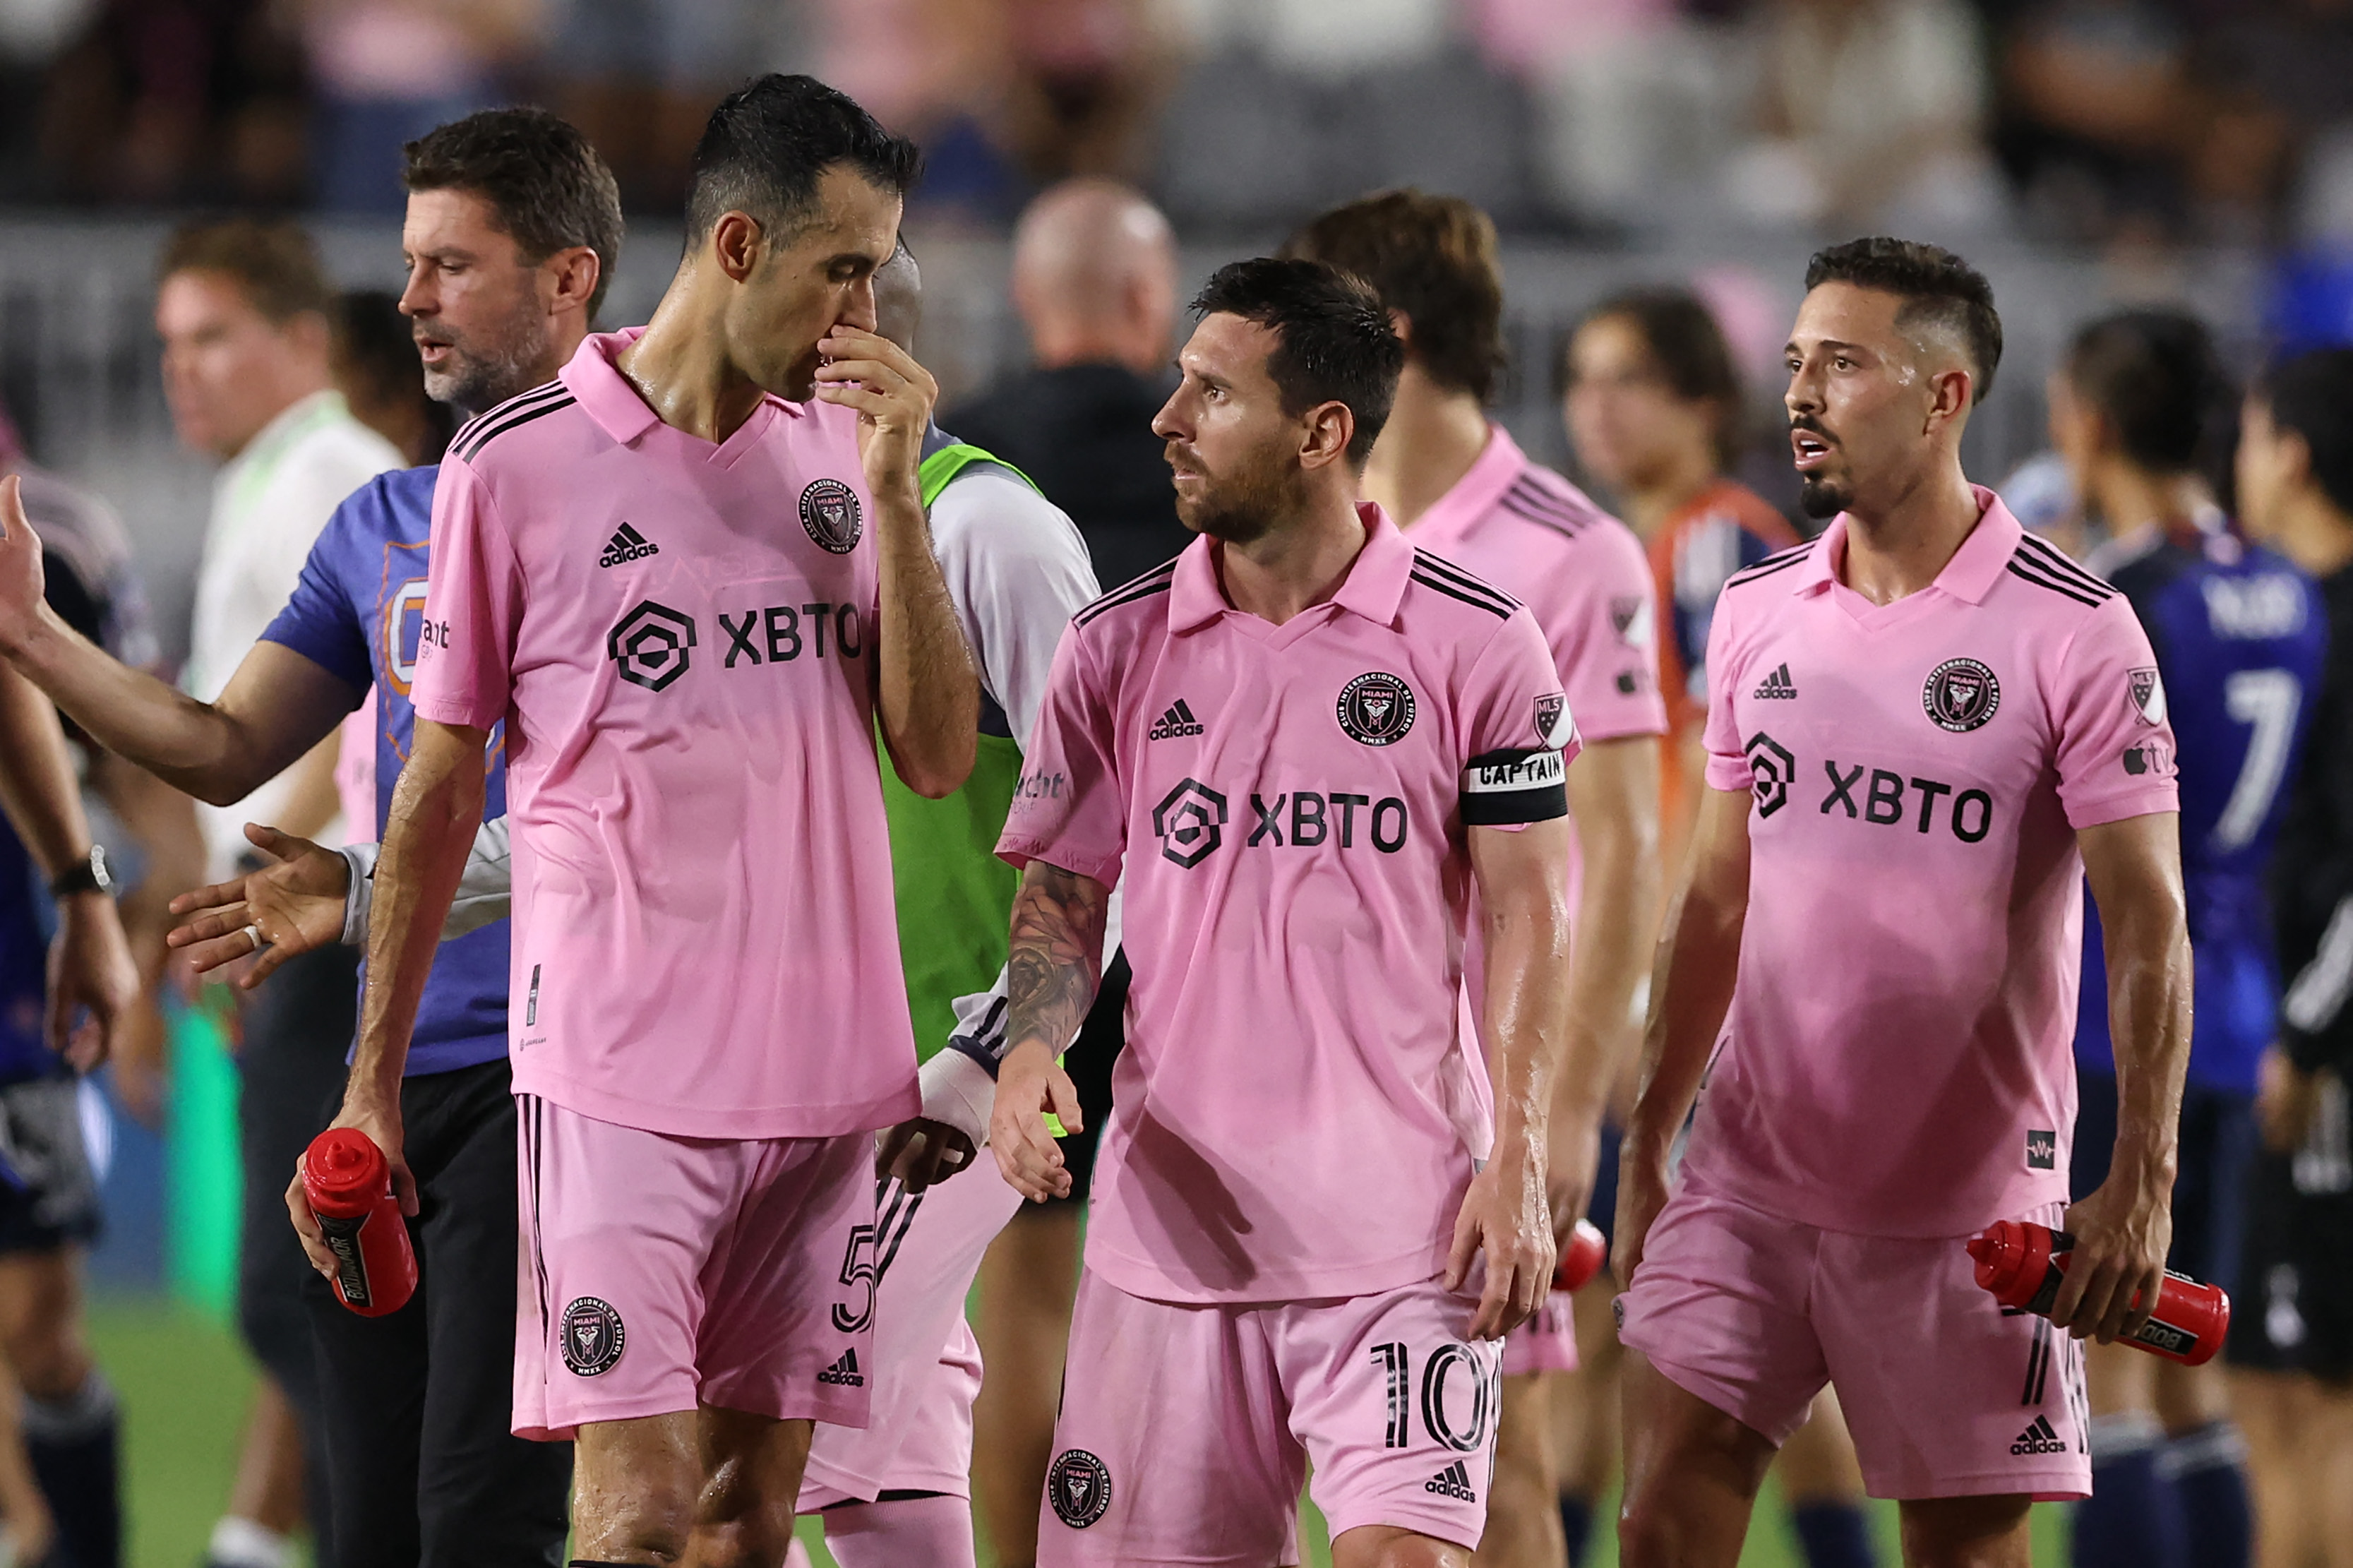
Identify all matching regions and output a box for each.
[2232,345,2353,1567]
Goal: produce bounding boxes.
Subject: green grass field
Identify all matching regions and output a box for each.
[90,1297,2070,1567]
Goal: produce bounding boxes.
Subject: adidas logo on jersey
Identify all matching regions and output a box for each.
[1149,698,1204,741]
[2011,1415,2066,1456]
[1424,1461,1478,1502]
[599,522,659,568]
[1752,663,1798,699]
[817,1348,865,1387]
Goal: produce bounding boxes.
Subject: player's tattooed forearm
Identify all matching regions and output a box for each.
[1005,863,1107,1060]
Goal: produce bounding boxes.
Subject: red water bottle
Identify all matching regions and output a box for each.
[301,1128,417,1317]
[1553,1219,1608,1292]
[1965,1219,2229,1365]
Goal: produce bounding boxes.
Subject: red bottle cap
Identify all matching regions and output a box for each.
[302,1128,390,1219]
[1554,1219,1608,1293]
[1967,1219,2054,1309]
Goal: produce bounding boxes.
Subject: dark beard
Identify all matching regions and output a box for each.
[1175,443,1298,544]
[1798,474,1850,520]
[423,321,552,416]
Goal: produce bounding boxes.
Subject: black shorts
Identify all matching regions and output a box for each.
[2226,1074,2353,1384]
[2072,1070,2256,1288]
[0,1075,100,1254]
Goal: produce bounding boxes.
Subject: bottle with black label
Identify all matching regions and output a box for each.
[301,1127,417,1317]
[1966,1219,2227,1365]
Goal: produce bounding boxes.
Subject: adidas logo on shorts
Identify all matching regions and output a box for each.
[1424,1460,1478,1503]
[1148,698,1204,741]
[817,1348,865,1387]
[599,522,659,568]
[2011,1415,2066,1456]
[1752,663,1798,700]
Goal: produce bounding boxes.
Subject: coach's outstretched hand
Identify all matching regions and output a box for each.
[1448,1132,1556,1341]
[167,823,347,986]
[0,474,50,657]
[813,325,935,503]
[2053,1177,2173,1345]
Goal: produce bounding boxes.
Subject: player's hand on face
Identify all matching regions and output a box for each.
[812,327,936,501]
[1448,1137,1556,1340]
[2256,1045,2322,1153]
[2054,1178,2172,1345]
[0,474,49,657]
[1610,1140,1674,1294]
[989,1039,1079,1203]
[167,824,349,986]
[876,1117,976,1192]
[44,892,138,1073]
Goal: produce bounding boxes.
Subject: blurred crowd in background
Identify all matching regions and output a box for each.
[0,0,2349,252]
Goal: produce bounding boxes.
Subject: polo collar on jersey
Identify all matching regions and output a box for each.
[1168,502,1414,633]
[561,327,803,455]
[1792,486,2023,606]
[1410,423,1523,544]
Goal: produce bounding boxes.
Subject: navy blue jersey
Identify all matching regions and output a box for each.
[2078,529,2325,1092]
[262,466,510,1076]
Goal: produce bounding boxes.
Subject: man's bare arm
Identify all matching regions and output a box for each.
[1552,736,1664,1226]
[989,861,1110,1202]
[1455,815,1577,1339]
[1615,784,1752,1288]
[0,477,352,803]
[2058,812,2192,1343]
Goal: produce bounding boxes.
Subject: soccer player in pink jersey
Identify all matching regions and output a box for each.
[1285,191,1666,1568]
[330,76,979,1566]
[1612,238,2194,1568]
[990,256,1577,1566]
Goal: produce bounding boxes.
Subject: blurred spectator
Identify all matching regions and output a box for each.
[35,0,308,204]
[297,0,545,212]
[808,0,1027,220]
[998,0,1178,185]
[1722,0,2004,233]
[328,289,453,467]
[545,0,770,212]
[941,177,1185,590]
[2199,0,2353,244]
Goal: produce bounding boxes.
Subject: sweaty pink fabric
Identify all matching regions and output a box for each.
[1691,491,2177,1237]
[1001,506,1577,1304]
[411,330,918,1139]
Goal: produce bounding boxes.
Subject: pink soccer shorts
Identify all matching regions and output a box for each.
[1501,1293,1579,1378]
[1617,1177,2089,1500]
[1038,1268,1504,1565]
[512,1094,878,1440]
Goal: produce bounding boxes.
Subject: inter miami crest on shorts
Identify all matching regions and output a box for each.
[798,478,863,553]
[561,1296,625,1377]
[1047,1448,1113,1527]
[1337,671,1417,746]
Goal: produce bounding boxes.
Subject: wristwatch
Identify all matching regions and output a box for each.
[49,844,112,899]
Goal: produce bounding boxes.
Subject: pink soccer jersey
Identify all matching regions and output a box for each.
[1689,489,2178,1238]
[1411,424,1667,746]
[409,330,919,1139]
[999,505,1579,1303]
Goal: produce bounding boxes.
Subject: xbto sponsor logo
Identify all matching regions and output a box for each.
[1247,791,1408,852]
[1819,760,1994,842]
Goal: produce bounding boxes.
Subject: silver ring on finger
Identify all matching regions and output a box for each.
[241,923,265,954]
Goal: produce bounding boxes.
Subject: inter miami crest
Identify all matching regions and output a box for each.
[1337,671,1417,746]
[1922,657,2001,733]
[2128,666,2167,725]
[561,1296,625,1377]
[1047,1449,1113,1528]
[799,478,863,553]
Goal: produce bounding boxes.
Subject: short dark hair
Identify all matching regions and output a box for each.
[157,217,331,323]
[402,108,625,318]
[2064,309,2229,475]
[1192,258,1405,467]
[1569,287,1745,466]
[1804,237,2003,405]
[685,75,922,243]
[1281,190,1504,404]
[2255,347,2353,519]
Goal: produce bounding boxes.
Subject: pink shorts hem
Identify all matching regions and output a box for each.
[1317,1504,1482,1552]
[515,1390,699,1443]
[1629,1346,1803,1448]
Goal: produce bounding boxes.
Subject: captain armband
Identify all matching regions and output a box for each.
[1461,747,1569,826]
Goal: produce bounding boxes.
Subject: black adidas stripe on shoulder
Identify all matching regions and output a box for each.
[1411,570,1514,618]
[1072,558,1180,628]
[1498,475,1592,534]
[448,381,565,453]
[452,383,575,463]
[2004,560,2107,608]
[2012,534,2116,599]
[1723,538,1818,590]
[1410,549,1521,614]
